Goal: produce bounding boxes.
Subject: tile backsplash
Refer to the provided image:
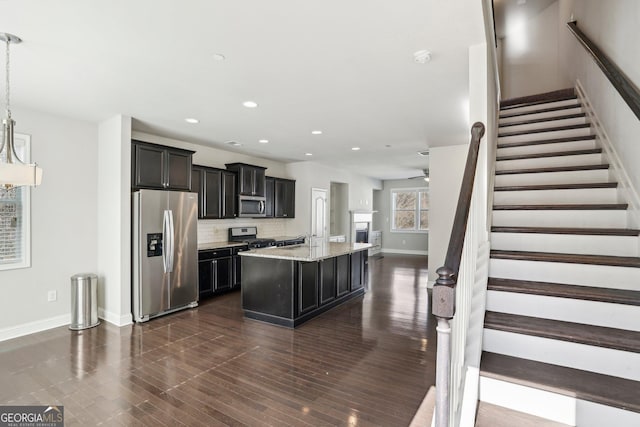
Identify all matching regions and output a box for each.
[197,219,287,243]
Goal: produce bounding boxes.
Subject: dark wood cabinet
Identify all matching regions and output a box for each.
[226,163,267,197]
[350,251,364,291]
[275,179,295,218]
[298,262,319,315]
[320,258,336,305]
[198,248,234,299]
[132,140,193,191]
[232,245,249,288]
[242,249,368,327]
[336,254,350,297]
[265,177,275,218]
[203,169,222,218]
[222,172,236,219]
[265,176,295,218]
[192,166,237,219]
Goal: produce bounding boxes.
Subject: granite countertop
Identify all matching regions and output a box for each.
[197,241,248,251]
[239,242,372,262]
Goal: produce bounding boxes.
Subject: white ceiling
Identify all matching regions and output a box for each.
[0,0,485,180]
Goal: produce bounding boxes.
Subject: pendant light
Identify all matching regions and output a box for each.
[0,33,42,189]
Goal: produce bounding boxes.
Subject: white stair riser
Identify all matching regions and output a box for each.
[490,232,639,257]
[498,127,592,144]
[575,400,640,427]
[493,188,619,205]
[479,376,577,425]
[494,169,612,186]
[497,139,596,157]
[496,153,603,171]
[482,329,640,381]
[499,117,587,133]
[486,291,640,331]
[499,106,583,124]
[479,376,640,427]
[489,258,640,290]
[492,209,628,228]
[500,99,580,115]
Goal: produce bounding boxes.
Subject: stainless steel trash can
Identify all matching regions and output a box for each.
[69,273,100,330]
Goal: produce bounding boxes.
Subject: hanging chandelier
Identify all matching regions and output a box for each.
[0,32,42,189]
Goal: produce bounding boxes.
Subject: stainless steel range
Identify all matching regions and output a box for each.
[228,226,276,248]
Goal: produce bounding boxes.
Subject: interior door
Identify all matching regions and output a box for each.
[311,188,328,245]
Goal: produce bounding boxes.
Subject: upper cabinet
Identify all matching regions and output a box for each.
[265,177,275,218]
[132,140,194,191]
[192,166,237,219]
[275,178,295,218]
[265,176,295,218]
[225,163,267,197]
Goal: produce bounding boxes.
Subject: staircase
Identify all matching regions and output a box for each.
[478,88,640,426]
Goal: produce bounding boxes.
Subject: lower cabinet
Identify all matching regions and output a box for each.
[198,248,233,299]
[350,251,364,291]
[336,255,350,297]
[295,251,366,317]
[320,258,337,305]
[298,262,319,315]
[232,245,249,288]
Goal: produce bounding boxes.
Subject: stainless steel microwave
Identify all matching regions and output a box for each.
[238,195,266,217]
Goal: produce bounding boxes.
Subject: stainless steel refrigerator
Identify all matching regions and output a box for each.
[133,190,198,322]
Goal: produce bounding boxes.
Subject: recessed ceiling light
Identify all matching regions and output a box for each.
[385,144,392,148]
[243,101,258,108]
[185,118,199,124]
[305,153,313,156]
[351,147,360,151]
[213,53,226,61]
[311,130,322,135]
[224,141,242,146]
[258,139,269,144]
[417,150,430,156]
[413,50,432,64]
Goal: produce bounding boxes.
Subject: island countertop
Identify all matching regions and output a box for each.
[240,242,371,262]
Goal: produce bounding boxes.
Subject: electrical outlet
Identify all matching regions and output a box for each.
[47,290,57,302]
[402,239,406,245]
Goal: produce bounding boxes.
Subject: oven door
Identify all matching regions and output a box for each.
[238,196,266,217]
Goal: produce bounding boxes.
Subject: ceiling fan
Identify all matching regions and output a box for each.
[409,168,430,182]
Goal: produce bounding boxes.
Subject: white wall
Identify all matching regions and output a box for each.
[500,1,572,98]
[427,145,469,284]
[377,179,429,255]
[97,115,132,326]
[285,161,382,236]
[0,107,98,340]
[557,0,640,215]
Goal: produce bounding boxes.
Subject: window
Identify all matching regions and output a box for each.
[0,133,32,270]
[391,188,428,232]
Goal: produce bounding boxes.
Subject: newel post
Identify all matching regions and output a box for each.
[433,266,456,427]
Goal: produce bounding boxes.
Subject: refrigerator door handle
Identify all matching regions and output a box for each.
[166,210,175,273]
[162,210,171,273]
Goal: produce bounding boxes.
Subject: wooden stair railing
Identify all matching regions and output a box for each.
[567,21,640,121]
[432,122,485,427]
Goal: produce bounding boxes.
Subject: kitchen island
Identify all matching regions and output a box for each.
[240,242,371,327]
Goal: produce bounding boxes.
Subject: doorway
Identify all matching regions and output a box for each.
[311,188,328,244]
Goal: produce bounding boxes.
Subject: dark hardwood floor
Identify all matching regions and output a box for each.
[0,254,434,426]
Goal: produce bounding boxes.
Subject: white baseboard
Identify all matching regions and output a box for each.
[382,248,428,255]
[0,313,71,342]
[98,307,133,327]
